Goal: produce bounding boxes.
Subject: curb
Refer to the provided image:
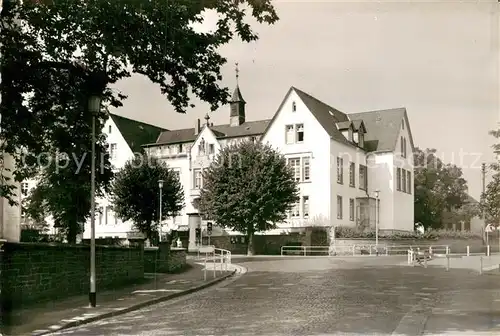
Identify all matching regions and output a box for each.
[31,269,237,336]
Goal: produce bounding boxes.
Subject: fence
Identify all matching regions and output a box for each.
[197,246,232,280]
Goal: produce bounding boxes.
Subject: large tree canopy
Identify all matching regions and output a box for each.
[111,155,184,241]
[0,0,278,204]
[199,140,299,255]
[414,147,469,229]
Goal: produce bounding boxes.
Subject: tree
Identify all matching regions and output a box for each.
[111,155,184,242]
[414,147,469,229]
[481,129,500,225]
[199,141,299,255]
[0,0,279,205]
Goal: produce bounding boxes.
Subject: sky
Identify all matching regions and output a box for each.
[111,0,499,200]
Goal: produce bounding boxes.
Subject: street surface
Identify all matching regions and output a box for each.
[51,256,500,335]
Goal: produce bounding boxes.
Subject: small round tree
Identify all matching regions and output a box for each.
[111,155,184,243]
[199,140,299,255]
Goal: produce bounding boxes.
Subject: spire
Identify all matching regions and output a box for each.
[229,62,246,126]
[204,113,210,126]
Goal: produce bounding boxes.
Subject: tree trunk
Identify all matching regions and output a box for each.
[247,231,254,256]
[66,222,78,244]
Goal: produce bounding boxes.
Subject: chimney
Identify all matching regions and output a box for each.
[195,119,201,135]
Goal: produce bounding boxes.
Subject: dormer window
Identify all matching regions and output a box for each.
[108,125,112,133]
[292,101,296,112]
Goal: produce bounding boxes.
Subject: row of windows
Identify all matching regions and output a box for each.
[396,168,412,194]
[337,158,368,190]
[336,196,355,221]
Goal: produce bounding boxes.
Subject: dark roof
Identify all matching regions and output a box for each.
[154,119,271,145]
[336,121,352,130]
[109,114,167,153]
[230,85,245,103]
[349,108,408,152]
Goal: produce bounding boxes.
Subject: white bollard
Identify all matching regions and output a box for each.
[487,245,491,257]
[467,246,470,256]
[446,246,450,255]
[446,254,450,271]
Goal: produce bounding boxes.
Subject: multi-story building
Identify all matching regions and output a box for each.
[80,114,167,244]
[143,83,415,250]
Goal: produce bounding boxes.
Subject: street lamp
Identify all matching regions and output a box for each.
[88,93,101,308]
[374,189,380,251]
[158,179,164,243]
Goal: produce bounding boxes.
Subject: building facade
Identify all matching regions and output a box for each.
[142,84,415,250]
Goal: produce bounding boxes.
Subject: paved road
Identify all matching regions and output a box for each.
[51,257,500,335]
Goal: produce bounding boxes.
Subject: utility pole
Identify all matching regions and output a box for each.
[482,163,488,246]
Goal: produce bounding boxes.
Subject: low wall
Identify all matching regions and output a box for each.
[144,244,187,273]
[332,238,488,254]
[200,233,489,255]
[0,242,144,309]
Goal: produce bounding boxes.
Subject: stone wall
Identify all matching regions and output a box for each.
[144,244,187,273]
[0,242,144,309]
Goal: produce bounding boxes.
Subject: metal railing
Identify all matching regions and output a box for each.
[391,244,449,256]
[197,245,231,280]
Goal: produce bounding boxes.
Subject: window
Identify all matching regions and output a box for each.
[208,144,215,154]
[250,136,257,143]
[396,168,401,191]
[349,162,355,187]
[198,139,205,155]
[178,144,183,153]
[288,158,301,181]
[105,206,109,225]
[193,169,202,189]
[302,157,310,182]
[21,182,29,196]
[402,121,405,130]
[292,101,296,112]
[287,157,311,182]
[402,168,407,193]
[98,207,103,225]
[407,171,412,194]
[337,157,343,184]
[302,196,309,218]
[296,124,304,143]
[108,125,112,133]
[337,196,343,219]
[285,125,294,144]
[110,143,117,159]
[349,198,355,221]
[290,201,300,218]
[401,136,407,158]
[359,165,367,190]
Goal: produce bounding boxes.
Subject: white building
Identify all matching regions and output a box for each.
[21,114,166,244]
[80,114,167,243]
[143,84,415,250]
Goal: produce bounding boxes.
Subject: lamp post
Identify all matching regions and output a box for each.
[374,189,380,251]
[88,92,101,308]
[158,179,164,243]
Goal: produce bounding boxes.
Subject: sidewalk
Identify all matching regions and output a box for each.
[2,262,235,336]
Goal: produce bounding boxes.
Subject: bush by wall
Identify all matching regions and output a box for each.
[333,226,482,240]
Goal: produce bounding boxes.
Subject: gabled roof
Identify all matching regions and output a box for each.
[349,108,412,153]
[336,121,352,131]
[152,119,271,146]
[109,114,167,153]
